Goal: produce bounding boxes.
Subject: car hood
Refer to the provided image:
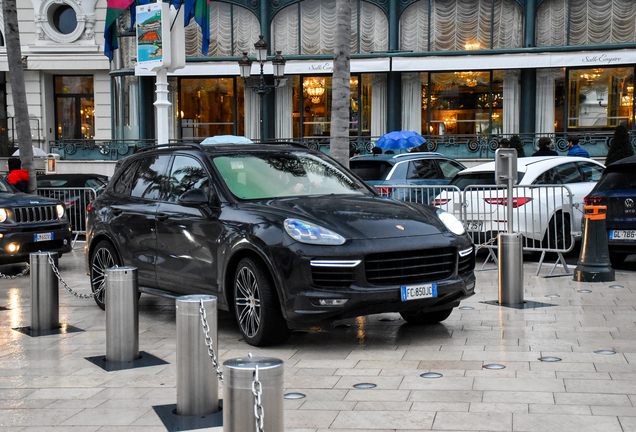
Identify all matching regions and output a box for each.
[240,194,450,240]
[0,192,60,207]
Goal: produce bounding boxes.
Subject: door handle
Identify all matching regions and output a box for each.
[157,213,169,222]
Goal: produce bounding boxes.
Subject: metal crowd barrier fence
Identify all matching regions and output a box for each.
[37,187,97,246]
[377,184,576,276]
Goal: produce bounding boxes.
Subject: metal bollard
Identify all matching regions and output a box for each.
[223,357,284,432]
[176,295,219,416]
[105,267,139,363]
[498,232,524,305]
[574,205,615,282]
[30,252,59,332]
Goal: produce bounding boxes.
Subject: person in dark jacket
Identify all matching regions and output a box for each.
[6,157,29,192]
[533,137,558,156]
[566,135,590,158]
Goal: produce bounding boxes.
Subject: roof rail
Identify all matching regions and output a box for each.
[136,143,204,153]
[392,151,443,158]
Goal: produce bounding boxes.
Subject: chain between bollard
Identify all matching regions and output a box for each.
[252,364,265,432]
[198,298,224,382]
[46,252,104,299]
[0,264,29,279]
[476,237,497,250]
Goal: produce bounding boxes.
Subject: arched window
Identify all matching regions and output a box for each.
[185,2,260,57]
[271,0,388,55]
[537,0,636,47]
[400,0,523,52]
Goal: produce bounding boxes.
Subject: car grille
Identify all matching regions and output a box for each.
[365,247,456,285]
[311,267,356,288]
[13,205,59,223]
[458,249,475,274]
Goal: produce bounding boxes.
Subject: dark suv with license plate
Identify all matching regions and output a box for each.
[86,142,476,346]
[0,177,73,264]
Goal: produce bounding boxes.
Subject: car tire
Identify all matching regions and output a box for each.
[610,252,627,267]
[89,240,121,310]
[233,257,290,347]
[399,307,453,325]
[543,212,572,250]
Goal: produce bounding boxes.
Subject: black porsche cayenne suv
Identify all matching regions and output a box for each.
[85,142,476,346]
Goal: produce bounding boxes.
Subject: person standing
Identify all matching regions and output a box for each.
[6,157,29,192]
[566,135,590,158]
[533,137,558,156]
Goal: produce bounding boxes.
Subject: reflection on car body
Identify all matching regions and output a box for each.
[86,142,476,346]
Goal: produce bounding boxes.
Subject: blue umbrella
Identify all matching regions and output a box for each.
[375,131,426,150]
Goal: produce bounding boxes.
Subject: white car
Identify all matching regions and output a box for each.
[433,156,605,250]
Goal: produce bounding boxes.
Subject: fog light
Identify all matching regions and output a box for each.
[0,233,3,238]
[318,299,348,306]
[63,239,68,245]
[7,243,19,253]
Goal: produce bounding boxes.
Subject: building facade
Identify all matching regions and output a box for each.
[2,1,636,159]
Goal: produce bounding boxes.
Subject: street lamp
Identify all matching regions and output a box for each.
[238,35,286,141]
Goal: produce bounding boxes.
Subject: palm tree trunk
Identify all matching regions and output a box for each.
[330,0,351,168]
[3,0,35,192]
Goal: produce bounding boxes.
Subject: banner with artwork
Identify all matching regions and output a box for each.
[136,2,171,71]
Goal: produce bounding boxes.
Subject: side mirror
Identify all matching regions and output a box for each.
[177,188,209,207]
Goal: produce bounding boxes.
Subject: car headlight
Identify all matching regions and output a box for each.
[0,208,6,223]
[284,219,345,245]
[437,209,465,235]
[56,204,65,218]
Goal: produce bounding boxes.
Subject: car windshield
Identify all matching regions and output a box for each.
[0,177,15,193]
[594,167,636,191]
[213,152,370,199]
[349,160,393,181]
[450,171,525,190]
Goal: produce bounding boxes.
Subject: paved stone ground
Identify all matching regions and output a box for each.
[1,245,636,431]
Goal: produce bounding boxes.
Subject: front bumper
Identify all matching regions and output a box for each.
[0,223,73,264]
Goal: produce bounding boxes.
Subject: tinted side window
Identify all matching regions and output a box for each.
[438,160,464,179]
[166,156,210,202]
[579,162,603,182]
[113,160,141,195]
[554,162,584,184]
[407,159,440,179]
[130,155,171,200]
[349,161,393,181]
[533,168,560,185]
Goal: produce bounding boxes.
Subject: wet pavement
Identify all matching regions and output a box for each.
[1,244,636,431]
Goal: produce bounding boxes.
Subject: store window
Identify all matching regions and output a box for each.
[567,67,634,130]
[54,76,94,140]
[407,71,507,136]
[179,78,244,138]
[291,74,374,139]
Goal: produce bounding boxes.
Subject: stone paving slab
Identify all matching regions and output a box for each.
[0,247,635,431]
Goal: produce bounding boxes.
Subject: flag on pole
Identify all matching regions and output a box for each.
[104,0,135,61]
[183,0,210,55]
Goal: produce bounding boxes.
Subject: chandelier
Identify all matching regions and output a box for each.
[304,78,325,104]
[622,85,634,107]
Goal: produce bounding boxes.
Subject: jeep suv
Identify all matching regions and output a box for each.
[0,177,73,264]
[86,142,476,346]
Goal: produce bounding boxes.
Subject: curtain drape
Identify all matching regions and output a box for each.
[537,0,636,46]
[272,0,388,55]
[185,2,260,57]
[503,70,520,134]
[535,69,564,134]
[244,89,260,140]
[401,73,422,133]
[371,74,387,139]
[275,78,295,139]
[400,0,523,51]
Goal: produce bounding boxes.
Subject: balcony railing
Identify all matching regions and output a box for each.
[49,132,635,160]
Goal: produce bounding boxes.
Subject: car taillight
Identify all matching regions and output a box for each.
[432,198,450,206]
[379,187,392,196]
[87,203,92,212]
[584,195,605,206]
[484,197,533,208]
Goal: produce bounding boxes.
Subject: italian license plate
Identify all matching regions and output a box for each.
[609,230,636,240]
[34,233,53,242]
[464,221,483,231]
[401,283,437,301]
